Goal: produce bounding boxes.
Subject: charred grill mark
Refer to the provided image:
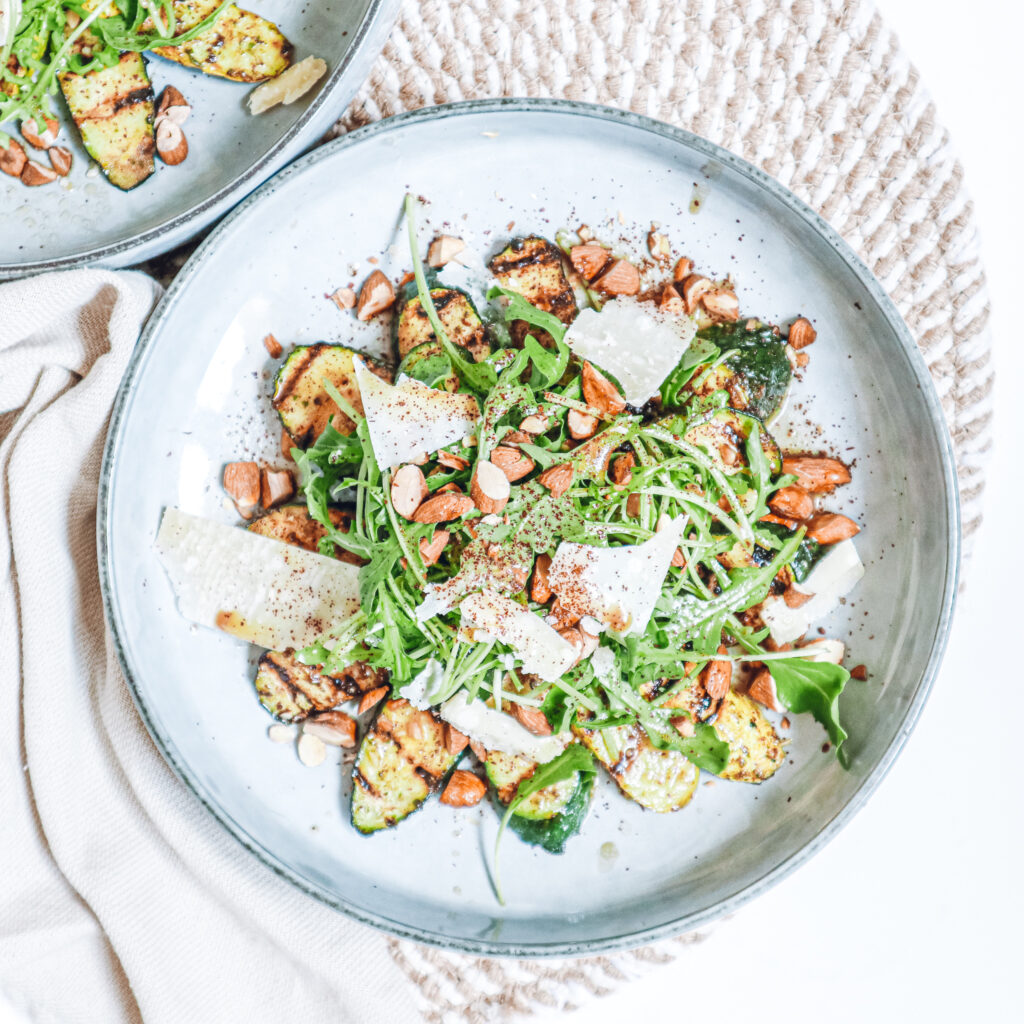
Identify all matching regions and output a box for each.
[271,344,321,406]
[113,85,155,114]
[352,769,380,798]
[413,765,440,789]
[489,237,562,276]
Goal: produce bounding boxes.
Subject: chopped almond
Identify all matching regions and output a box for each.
[329,287,357,310]
[672,716,696,738]
[21,116,59,149]
[569,243,610,281]
[356,270,395,321]
[537,463,574,498]
[788,317,817,350]
[444,724,470,755]
[759,511,799,530]
[702,288,740,322]
[281,429,296,462]
[647,230,670,261]
[470,460,511,515]
[670,548,686,568]
[0,139,27,178]
[567,408,599,440]
[469,739,488,762]
[436,450,470,471]
[48,146,72,176]
[659,284,685,314]
[510,703,552,736]
[672,257,694,282]
[781,456,851,493]
[223,461,260,518]
[391,464,429,520]
[440,770,487,807]
[626,492,642,518]
[748,669,784,712]
[260,468,295,508]
[806,512,860,544]
[428,235,466,268]
[358,686,389,715]
[303,710,357,748]
[850,664,868,681]
[411,491,475,523]
[419,529,450,566]
[702,645,732,699]
[783,587,815,609]
[593,259,640,296]
[263,333,283,358]
[530,553,553,603]
[581,361,626,417]
[795,351,810,368]
[680,273,712,313]
[490,445,534,482]
[769,485,814,521]
[519,414,551,434]
[20,160,57,186]
[609,453,635,487]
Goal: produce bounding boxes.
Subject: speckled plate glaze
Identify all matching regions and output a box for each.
[0,0,399,277]
[99,99,960,956]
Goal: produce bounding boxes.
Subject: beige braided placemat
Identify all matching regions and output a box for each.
[141,0,993,1019]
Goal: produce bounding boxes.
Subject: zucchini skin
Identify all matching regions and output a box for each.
[351,699,462,834]
[58,52,155,191]
[151,1,293,83]
[505,774,593,854]
[713,691,785,783]
[394,287,490,362]
[488,236,578,344]
[271,343,387,448]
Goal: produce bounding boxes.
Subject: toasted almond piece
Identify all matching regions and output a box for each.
[223,461,260,518]
[249,55,328,114]
[0,139,27,178]
[626,492,642,518]
[435,482,462,494]
[609,453,634,487]
[21,117,59,149]
[155,118,188,165]
[577,623,600,660]
[783,586,815,608]
[672,715,696,738]
[795,351,810,368]
[412,491,475,523]
[419,528,450,566]
[537,463,574,498]
[670,547,686,568]
[356,270,395,321]
[329,287,357,310]
[281,429,296,462]
[405,709,436,742]
[436,450,470,471]
[593,259,640,296]
[531,552,553,603]
[788,317,817,350]
[567,408,599,440]
[358,686,389,715]
[156,85,191,126]
[781,456,851,493]
[673,257,694,282]
[469,739,487,762]
[297,732,327,766]
[427,234,466,268]
[263,332,283,358]
[647,229,670,260]
[702,646,732,700]
[546,597,580,631]
[444,723,470,755]
[760,511,800,530]
[557,626,586,662]
[511,702,553,736]
[490,445,534,482]
[569,243,610,281]
[702,288,740,322]
[806,512,860,544]
[304,710,357,747]
[581,360,626,417]
[48,146,72,176]
[267,722,296,743]
[659,283,685,314]
[260,468,295,508]
[680,273,712,314]
[440,769,487,807]
[519,414,551,434]
[748,669,784,712]
[500,430,532,445]
[20,160,57,186]
[769,484,814,520]
[850,664,868,681]
[471,459,511,514]
[391,464,429,520]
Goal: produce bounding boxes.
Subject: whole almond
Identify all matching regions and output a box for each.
[769,485,814,520]
[581,361,626,417]
[21,117,59,149]
[223,461,260,517]
[702,646,732,700]
[419,528,450,566]
[440,770,487,807]
[537,463,574,498]
[48,146,72,176]
[490,445,534,482]
[788,317,817,350]
[470,459,511,515]
[156,85,191,126]
[569,243,610,281]
[781,456,851,493]
[702,288,740,322]
[748,669,784,712]
[357,686,389,715]
[356,270,395,321]
[412,491,475,523]
[593,259,640,296]
[510,703,552,736]
[303,710,357,747]
[530,552,553,603]
[427,234,466,268]
[20,160,57,186]
[155,118,188,165]
[444,724,470,755]
[673,257,694,282]
[680,273,712,313]
[567,408,599,440]
[391,464,429,519]
[0,139,27,177]
[806,512,860,544]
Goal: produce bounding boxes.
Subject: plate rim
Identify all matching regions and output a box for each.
[97,97,962,957]
[0,0,400,277]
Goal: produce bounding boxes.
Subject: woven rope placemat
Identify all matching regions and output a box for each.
[141,0,993,1019]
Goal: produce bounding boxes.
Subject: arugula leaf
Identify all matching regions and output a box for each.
[769,658,850,749]
[659,335,720,407]
[492,745,597,903]
[644,720,730,775]
[487,284,568,343]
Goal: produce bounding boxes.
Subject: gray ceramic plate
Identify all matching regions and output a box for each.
[0,0,398,277]
[99,99,960,956]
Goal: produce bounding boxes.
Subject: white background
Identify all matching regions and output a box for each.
[569,2,1024,1022]
[3,1,1021,1022]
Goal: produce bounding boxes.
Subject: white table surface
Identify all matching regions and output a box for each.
[3,2,1021,1021]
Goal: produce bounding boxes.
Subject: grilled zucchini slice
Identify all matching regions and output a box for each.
[489,236,577,343]
[395,288,490,362]
[574,721,699,813]
[58,52,155,191]
[272,344,387,447]
[684,408,782,478]
[150,1,293,82]
[352,699,462,833]
[254,650,383,722]
[248,504,361,564]
[485,747,592,853]
[713,691,785,782]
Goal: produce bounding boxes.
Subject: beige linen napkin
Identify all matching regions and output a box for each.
[0,270,420,1024]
